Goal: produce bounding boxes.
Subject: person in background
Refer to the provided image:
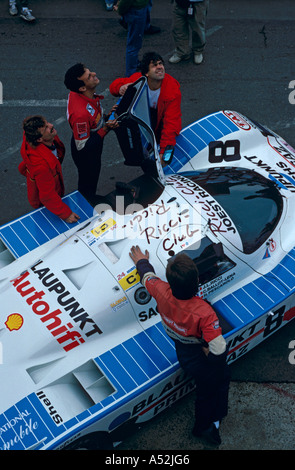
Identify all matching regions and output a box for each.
[19,116,80,223]
[8,0,35,21]
[144,0,161,34]
[129,245,230,446]
[118,0,161,35]
[169,0,209,65]
[114,0,149,76]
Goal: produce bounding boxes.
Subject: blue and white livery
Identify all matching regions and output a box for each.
[0,78,295,450]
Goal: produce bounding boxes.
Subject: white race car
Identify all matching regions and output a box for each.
[0,78,295,450]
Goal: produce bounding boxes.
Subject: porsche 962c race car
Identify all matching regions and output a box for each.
[0,77,295,450]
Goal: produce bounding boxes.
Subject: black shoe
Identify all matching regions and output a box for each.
[193,423,221,446]
[145,25,161,35]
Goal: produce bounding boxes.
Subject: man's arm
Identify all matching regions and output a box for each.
[109,73,141,96]
[158,89,182,154]
[129,245,156,285]
[130,244,161,283]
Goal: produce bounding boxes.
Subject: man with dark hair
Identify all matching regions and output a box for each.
[166,253,199,299]
[109,52,181,159]
[129,245,230,446]
[64,63,118,206]
[18,116,80,223]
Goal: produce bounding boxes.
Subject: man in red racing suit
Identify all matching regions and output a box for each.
[129,245,230,446]
[64,63,118,206]
[19,116,80,223]
[109,51,181,158]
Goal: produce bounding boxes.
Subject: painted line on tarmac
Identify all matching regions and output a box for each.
[0,99,67,107]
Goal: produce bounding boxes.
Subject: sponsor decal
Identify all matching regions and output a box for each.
[36,391,63,426]
[131,371,194,418]
[5,313,24,331]
[76,122,88,139]
[212,320,220,330]
[263,248,271,259]
[268,238,276,252]
[86,103,95,116]
[223,111,251,130]
[244,155,295,192]
[226,304,295,364]
[91,217,116,238]
[138,307,158,322]
[0,409,39,450]
[110,296,128,312]
[263,238,277,259]
[117,268,140,291]
[199,271,235,298]
[268,135,295,167]
[10,261,103,353]
[107,373,194,440]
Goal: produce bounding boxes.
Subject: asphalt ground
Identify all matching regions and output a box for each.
[1,0,295,453]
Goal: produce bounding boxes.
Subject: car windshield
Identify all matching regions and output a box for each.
[184,167,283,254]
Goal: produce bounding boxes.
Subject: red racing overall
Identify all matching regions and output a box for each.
[136,258,230,435]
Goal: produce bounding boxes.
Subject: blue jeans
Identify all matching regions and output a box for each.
[125,6,148,77]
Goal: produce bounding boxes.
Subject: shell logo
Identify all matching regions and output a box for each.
[5,313,24,331]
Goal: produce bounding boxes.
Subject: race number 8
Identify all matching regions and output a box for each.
[209,140,241,163]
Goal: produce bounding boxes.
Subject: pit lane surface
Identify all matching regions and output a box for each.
[0,0,295,451]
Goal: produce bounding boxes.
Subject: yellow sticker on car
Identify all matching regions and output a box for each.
[91,218,116,238]
[118,268,140,291]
